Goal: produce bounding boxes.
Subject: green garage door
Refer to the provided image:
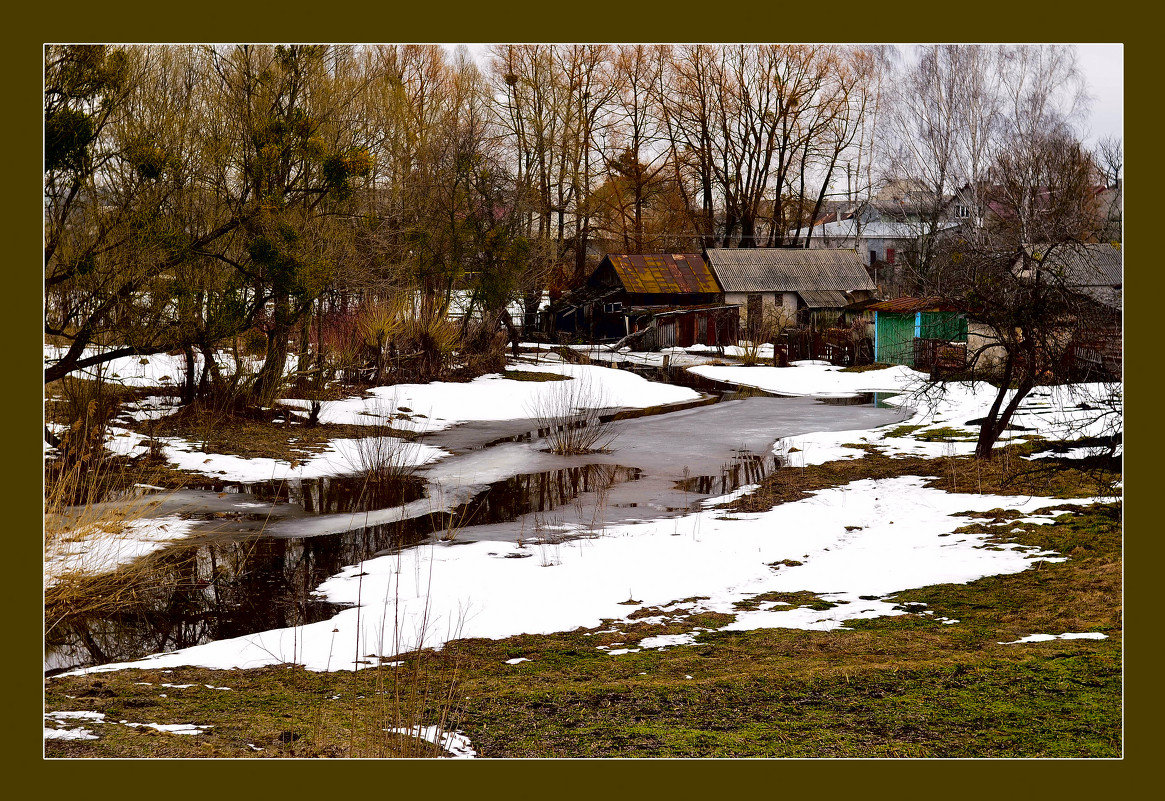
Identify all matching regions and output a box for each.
[876,312,917,366]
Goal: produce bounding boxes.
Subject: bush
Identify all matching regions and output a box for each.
[526,371,618,455]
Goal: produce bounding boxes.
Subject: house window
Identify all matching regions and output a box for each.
[869,249,878,264]
[603,301,622,314]
[886,248,895,265]
[955,204,969,218]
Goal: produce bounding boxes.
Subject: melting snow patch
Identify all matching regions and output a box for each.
[46,711,105,722]
[999,632,1108,644]
[44,711,106,741]
[638,632,699,650]
[504,657,530,665]
[383,726,476,758]
[44,727,98,740]
[122,722,212,735]
[45,517,198,586]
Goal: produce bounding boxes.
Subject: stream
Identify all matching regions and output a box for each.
[46,377,909,674]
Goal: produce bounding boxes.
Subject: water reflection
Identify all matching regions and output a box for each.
[191,473,426,515]
[816,392,900,408]
[675,451,780,496]
[46,464,642,673]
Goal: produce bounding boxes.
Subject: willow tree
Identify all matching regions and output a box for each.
[44,45,202,386]
[203,45,373,406]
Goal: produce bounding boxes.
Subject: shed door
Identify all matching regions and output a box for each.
[697,314,708,344]
[918,312,967,342]
[876,312,917,366]
[746,294,763,334]
[659,319,676,348]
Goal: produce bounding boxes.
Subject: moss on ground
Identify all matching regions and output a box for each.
[46,490,1121,758]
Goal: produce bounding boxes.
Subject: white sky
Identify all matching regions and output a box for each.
[442,43,1123,147]
[1075,43,1123,145]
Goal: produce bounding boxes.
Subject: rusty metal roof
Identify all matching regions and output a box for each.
[866,297,961,313]
[603,253,720,294]
[704,248,876,293]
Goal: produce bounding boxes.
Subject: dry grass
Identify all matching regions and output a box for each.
[526,372,618,455]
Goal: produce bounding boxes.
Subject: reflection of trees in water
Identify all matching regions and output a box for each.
[47,465,643,672]
[675,452,778,496]
[46,524,418,671]
[471,465,640,524]
[220,474,426,515]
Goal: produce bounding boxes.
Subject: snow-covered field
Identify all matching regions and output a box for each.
[61,475,1101,675]
[103,425,448,483]
[279,362,700,432]
[692,361,1121,466]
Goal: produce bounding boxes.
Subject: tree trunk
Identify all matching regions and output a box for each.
[974,368,1034,459]
[181,345,197,405]
[253,293,292,407]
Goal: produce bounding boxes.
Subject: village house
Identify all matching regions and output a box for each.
[554,253,739,348]
[1016,242,1123,380]
[792,181,962,296]
[703,247,879,335]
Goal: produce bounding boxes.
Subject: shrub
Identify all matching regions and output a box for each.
[526,371,618,455]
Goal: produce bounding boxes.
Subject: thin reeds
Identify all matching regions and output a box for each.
[527,372,618,455]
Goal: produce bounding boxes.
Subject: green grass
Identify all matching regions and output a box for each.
[45,447,1121,758]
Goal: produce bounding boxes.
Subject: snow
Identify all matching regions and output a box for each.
[383,726,476,758]
[999,632,1109,644]
[638,632,699,650]
[44,726,98,740]
[280,362,699,432]
[61,476,1099,675]
[44,711,105,741]
[45,516,198,587]
[504,657,530,665]
[44,345,297,389]
[46,711,105,722]
[103,425,448,482]
[122,722,212,735]
[690,360,925,398]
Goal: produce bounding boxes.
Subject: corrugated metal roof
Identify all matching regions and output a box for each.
[1027,243,1123,287]
[604,253,720,294]
[797,290,851,308]
[866,297,961,313]
[1023,243,1122,310]
[705,248,877,293]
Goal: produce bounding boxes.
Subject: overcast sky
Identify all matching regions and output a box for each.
[443,43,1122,147]
[1075,43,1123,145]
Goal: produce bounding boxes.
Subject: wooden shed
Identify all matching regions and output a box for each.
[868,297,967,369]
[557,253,726,344]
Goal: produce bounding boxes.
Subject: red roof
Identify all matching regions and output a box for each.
[602,254,720,294]
[866,296,961,313]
